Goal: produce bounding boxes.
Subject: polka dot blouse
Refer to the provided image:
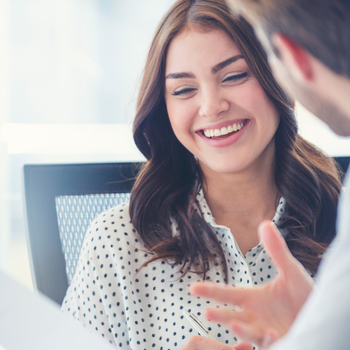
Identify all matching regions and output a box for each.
[61,190,286,350]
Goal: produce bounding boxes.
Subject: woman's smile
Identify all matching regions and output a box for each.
[196,119,250,148]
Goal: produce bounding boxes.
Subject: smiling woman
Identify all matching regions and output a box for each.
[164,28,279,175]
[61,0,342,349]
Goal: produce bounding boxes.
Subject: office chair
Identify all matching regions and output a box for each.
[334,156,350,177]
[23,162,142,305]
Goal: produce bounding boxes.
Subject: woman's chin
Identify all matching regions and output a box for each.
[198,158,251,177]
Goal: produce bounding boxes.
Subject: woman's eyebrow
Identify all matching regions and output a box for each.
[165,54,244,79]
[212,54,244,74]
[165,72,195,79]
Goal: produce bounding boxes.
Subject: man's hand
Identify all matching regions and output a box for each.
[191,221,314,348]
[181,336,253,350]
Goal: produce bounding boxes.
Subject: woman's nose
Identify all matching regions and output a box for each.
[198,88,230,119]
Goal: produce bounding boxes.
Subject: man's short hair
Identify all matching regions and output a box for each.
[228,0,350,78]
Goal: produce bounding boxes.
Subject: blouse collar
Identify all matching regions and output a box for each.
[195,188,288,238]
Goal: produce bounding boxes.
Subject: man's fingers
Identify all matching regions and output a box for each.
[229,320,279,349]
[229,320,265,348]
[181,335,232,350]
[191,282,255,306]
[205,307,249,325]
[258,221,296,274]
[234,342,254,350]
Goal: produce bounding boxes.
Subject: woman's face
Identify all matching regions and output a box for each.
[164,27,280,177]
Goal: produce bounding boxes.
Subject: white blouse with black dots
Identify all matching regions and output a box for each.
[61,190,286,350]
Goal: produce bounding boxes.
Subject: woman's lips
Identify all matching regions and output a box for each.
[201,119,249,139]
[196,119,250,147]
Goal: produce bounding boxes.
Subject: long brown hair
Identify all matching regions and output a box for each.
[129,0,342,278]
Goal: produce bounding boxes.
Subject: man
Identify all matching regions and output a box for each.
[189,0,350,349]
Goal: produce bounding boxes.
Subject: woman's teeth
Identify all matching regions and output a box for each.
[203,122,245,138]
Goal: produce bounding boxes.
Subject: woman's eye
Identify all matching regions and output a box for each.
[172,87,196,96]
[223,72,248,83]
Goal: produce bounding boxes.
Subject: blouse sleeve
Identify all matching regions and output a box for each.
[61,205,133,349]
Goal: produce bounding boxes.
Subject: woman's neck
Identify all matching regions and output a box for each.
[201,157,279,255]
[203,168,278,222]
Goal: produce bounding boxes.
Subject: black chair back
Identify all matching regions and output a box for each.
[23,162,141,304]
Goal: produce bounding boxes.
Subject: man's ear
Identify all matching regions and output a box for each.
[272,33,314,82]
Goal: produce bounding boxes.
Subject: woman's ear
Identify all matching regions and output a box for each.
[272,33,314,83]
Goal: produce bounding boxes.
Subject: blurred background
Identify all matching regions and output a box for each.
[0,0,349,291]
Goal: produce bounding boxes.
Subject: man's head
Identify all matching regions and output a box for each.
[227,0,350,136]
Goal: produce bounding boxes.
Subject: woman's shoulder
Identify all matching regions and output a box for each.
[82,200,139,252]
[89,200,132,228]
